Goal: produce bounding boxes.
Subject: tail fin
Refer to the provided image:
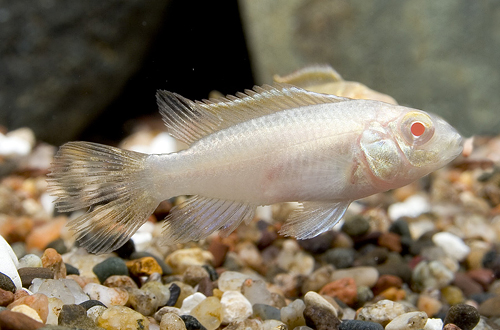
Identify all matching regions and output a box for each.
[47,142,159,254]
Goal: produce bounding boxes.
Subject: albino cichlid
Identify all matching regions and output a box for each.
[48,84,463,254]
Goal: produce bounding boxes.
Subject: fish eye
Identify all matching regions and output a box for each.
[401,112,434,146]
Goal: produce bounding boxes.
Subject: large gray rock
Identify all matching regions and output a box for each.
[240,0,500,136]
[0,0,169,144]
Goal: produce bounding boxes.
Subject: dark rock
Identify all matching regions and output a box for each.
[352,232,382,250]
[469,292,495,305]
[197,276,213,297]
[371,274,403,296]
[375,253,412,284]
[115,239,135,260]
[253,303,281,320]
[341,215,370,237]
[303,304,341,330]
[298,231,335,254]
[356,286,374,307]
[79,299,106,310]
[339,320,384,330]
[0,309,44,330]
[478,295,500,317]
[0,287,15,306]
[257,221,278,250]
[58,304,100,330]
[443,324,462,330]
[92,257,129,284]
[377,232,402,253]
[17,267,54,288]
[129,251,172,276]
[207,239,229,268]
[0,0,171,144]
[388,218,412,238]
[354,246,388,267]
[409,230,437,256]
[45,239,67,255]
[180,314,207,330]
[0,272,16,293]
[444,303,480,330]
[452,273,483,297]
[202,265,218,281]
[65,264,80,276]
[467,268,495,290]
[166,283,181,306]
[322,248,356,269]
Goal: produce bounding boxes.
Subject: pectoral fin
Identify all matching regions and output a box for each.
[279,201,351,240]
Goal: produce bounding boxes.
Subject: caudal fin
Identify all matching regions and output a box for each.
[47,142,159,254]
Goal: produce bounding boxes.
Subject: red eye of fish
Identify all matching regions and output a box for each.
[411,122,425,137]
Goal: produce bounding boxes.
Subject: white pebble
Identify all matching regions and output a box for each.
[281,299,306,328]
[179,292,206,315]
[18,254,43,268]
[218,271,257,292]
[40,193,56,216]
[432,232,470,261]
[220,290,252,324]
[388,194,430,220]
[385,311,428,330]
[0,234,21,290]
[87,305,107,323]
[83,283,128,307]
[424,318,444,330]
[262,319,288,330]
[31,278,89,304]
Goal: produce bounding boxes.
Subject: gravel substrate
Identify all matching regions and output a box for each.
[1,127,500,330]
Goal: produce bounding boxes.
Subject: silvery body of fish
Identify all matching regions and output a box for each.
[48,84,463,254]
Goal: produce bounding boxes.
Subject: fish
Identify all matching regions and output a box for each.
[47,83,463,254]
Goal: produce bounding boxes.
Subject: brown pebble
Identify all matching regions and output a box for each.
[467,268,495,290]
[208,238,230,268]
[25,216,66,251]
[126,257,163,277]
[41,248,66,279]
[103,275,139,290]
[0,288,15,306]
[197,276,213,297]
[183,265,209,287]
[303,304,341,330]
[14,289,30,301]
[372,274,403,296]
[18,267,54,288]
[377,287,405,301]
[478,295,500,317]
[0,309,44,330]
[377,232,402,253]
[319,277,357,306]
[452,273,483,297]
[7,293,49,323]
[444,324,462,330]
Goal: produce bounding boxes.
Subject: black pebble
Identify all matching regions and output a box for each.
[470,292,496,304]
[115,239,136,259]
[339,320,384,330]
[322,248,356,269]
[92,257,129,283]
[342,215,370,237]
[79,299,107,310]
[65,263,80,276]
[202,265,218,281]
[0,272,16,293]
[181,314,207,330]
[444,304,481,330]
[166,283,181,306]
[46,238,68,254]
[130,251,172,275]
[304,304,341,330]
[298,231,336,254]
[482,250,500,278]
[58,304,97,329]
[388,218,412,238]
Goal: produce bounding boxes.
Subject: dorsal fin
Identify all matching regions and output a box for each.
[156,83,350,145]
[273,65,344,87]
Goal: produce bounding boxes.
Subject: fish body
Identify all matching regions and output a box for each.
[48,84,462,253]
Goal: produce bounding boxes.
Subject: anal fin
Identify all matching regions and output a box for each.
[162,196,256,244]
[279,201,351,240]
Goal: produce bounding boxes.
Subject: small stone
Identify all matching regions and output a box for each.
[166,248,214,274]
[330,266,379,288]
[388,219,412,238]
[18,254,43,268]
[302,265,335,293]
[7,293,49,323]
[417,294,442,318]
[236,241,264,270]
[46,297,64,325]
[356,286,374,306]
[0,309,44,329]
[103,275,138,290]
[443,303,480,330]
[276,240,315,275]
[79,299,107,310]
[378,287,406,301]
[25,216,66,251]
[377,232,402,253]
[432,232,470,261]
[384,311,428,330]
[220,290,252,324]
[273,273,301,298]
[280,299,306,329]
[183,265,209,287]
[127,256,163,277]
[356,299,412,326]
[424,318,444,330]
[45,238,68,255]
[207,238,229,268]
[241,278,272,306]
[262,319,288,330]
[441,286,465,305]
[11,304,43,322]
[161,312,187,330]
[30,278,89,305]
[130,251,173,276]
[339,320,384,330]
[252,304,281,320]
[97,305,150,329]
[303,291,338,318]
[0,288,14,306]
[218,271,254,292]
[443,324,462,330]
[452,273,483,297]
[166,283,181,306]
[92,257,129,284]
[197,276,213,297]
[115,239,136,259]
[201,265,218,281]
[342,215,370,237]
[322,248,356,269]
[41,248,67,279]
[319,278,357,306]
[181,314,207,330]
[83,283,129,307]
[467,268,495,289]
[190,296,223,330]
[0,271,17,293]
[411,260,454,292]
[18,267,54,287]
[372,274,403,296]
[298,231,335,254]
[141,281,171,307]
[180,292,206,315]
[87,305,107,324]
[58,304,99,330]
[65,263,80,276]
[127,288,159,316]
[376,253,412,283]
[303,300,341,330]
